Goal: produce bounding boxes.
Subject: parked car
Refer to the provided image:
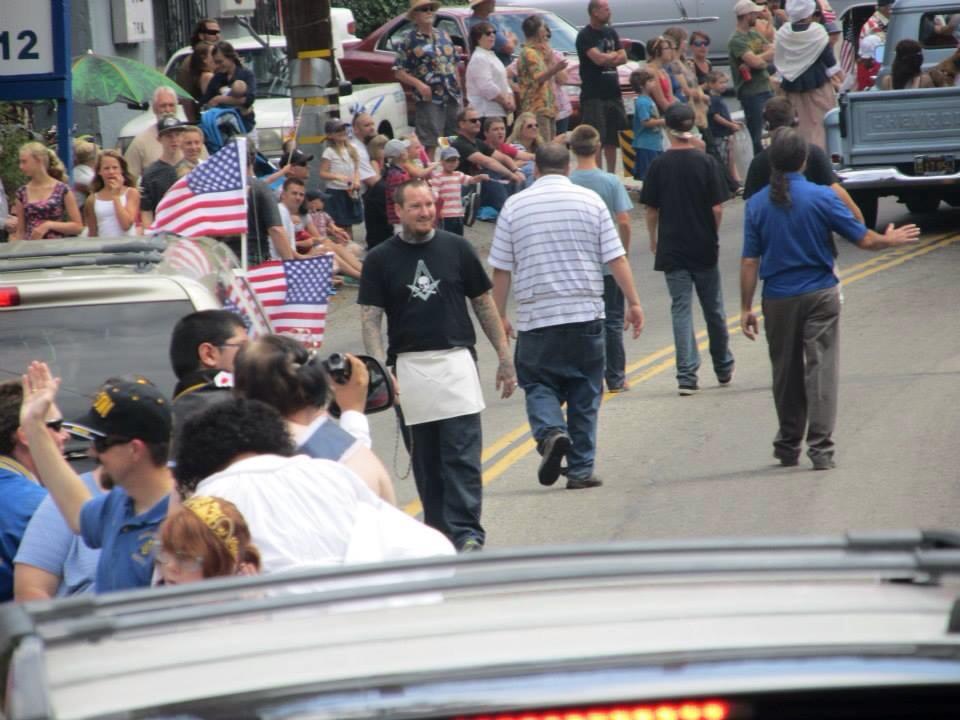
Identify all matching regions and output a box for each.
[116,35,412,161]
[4,532,960,719]
[826,0,960,227]
[498,0,869,65]
[339,6,645,123]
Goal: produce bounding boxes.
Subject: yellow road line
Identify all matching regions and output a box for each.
[403,232,959,516]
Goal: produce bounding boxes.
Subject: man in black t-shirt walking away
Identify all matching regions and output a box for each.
[640,104,735,396]
[358,179,516,552]
[575,0,627,172]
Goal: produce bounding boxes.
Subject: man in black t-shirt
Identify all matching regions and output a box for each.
[575,0,627,172]
[449,108,524,213]
[640,104,735,396]
[140,115,186,228]
[358,179,515,552]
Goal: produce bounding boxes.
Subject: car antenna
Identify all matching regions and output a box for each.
[672,0,690,20]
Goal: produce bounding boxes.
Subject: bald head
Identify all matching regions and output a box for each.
[352,113,376,142]
[534,142,571,176]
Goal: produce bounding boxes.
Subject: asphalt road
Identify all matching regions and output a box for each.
[321,193,960,549]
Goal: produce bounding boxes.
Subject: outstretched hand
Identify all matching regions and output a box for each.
[21,361,60,428]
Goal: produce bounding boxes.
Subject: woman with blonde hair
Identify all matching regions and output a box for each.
[508,111,545,153]
[319,118,363,238]
[13,142,83,239]
[156,495,261,585]
[84,149,141,237]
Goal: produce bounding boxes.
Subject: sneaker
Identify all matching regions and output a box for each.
[537,431,571,486]
[459,538,484,553]
[607,383,631,394]
[774,449,800,467]
[811,456,836,471]
[678,384,699,396]
[718,366,735,386]
[566,474,603,490]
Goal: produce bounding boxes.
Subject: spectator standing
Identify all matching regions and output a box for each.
[860,0,894,43]
[576,0,628,171]
[359,179,516,551]
[124,86,181,180]
[84,150,140,237]
[393,0,463,160]
[350,113,381,192]
[430,146,488,235]
[140,115,186,228]
[640,104,734,396]
[466,0,517,65]
[72,137,99,208]
[14,468,104,600]
[729,0,775,155]
[383,139,413,233]
[451,108,524,213]
[466,22,515,126]
[0,381,61,602]
[774,0,843,151]
[176,126,206,177]
[179,40,217,123]
[20,368,175,592]
[879,40,935,89]
[200,41,257,132]
[705,72,744,190]
[629,70,665,181]
[568,125,635,393]
[319,119,363,236]
[856,34,883,90]
[688,31,714,86]
[516,14,568,141]
[490,144,645,489]
[645,37,678,114]
[233,336,395,504]
[741,129,920,469]
[12,142,83,240]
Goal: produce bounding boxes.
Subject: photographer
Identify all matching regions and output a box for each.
[233,335,396,505]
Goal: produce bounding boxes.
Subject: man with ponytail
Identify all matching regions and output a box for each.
[741,128,921,471]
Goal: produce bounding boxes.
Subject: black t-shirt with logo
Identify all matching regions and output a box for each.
[639,149,730,272]
[576,25,623,101]
[357,230,493,364]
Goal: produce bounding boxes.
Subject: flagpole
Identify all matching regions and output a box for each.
[241,233,249,272]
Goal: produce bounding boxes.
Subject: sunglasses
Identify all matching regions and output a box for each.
[523,123,538,129]
[691,40,710,47]
[46,418,64,432]
[483,30,496,36]
[465,117,481,123]
[414,6,437,13]
[93,435,133,453]
[203,27,221,34]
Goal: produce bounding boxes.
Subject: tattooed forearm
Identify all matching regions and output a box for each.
[360,305,386,363]
[471,292,510,361]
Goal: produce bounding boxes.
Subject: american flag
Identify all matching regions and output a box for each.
[163,238,214,280]
[149,138,248,237]
[246,254,335,346]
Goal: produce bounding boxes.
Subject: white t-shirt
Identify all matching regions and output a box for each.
[351,137,379,188]
[194,454,454,574]
[276,204,297,259]
[322,145,359,190]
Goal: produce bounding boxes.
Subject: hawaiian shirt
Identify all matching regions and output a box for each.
[393,26,462,103]
[517,43,556,118]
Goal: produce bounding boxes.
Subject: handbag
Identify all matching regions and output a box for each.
[462,184,479,227]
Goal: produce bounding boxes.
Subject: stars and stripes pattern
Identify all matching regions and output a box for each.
[149,138,248,237]
[246,254,335,346]
[163,238,214,280]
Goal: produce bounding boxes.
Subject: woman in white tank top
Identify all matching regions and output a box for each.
[83,149,141,237]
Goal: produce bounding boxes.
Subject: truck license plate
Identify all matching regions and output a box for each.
[914,154,955,176]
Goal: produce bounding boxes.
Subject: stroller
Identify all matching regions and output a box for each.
[199,108,275,177]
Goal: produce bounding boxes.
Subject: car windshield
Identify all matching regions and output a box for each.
[0,301,191,421]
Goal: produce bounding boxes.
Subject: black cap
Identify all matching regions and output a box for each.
[664,103,696,133]
[324,119,349,135]
[71,377,173,443]
[877,0,895,6]
[157,114,189,136]
[280,148,314,166]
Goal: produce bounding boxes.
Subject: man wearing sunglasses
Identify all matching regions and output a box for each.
[0,381,69,602]
[20,366,175,593]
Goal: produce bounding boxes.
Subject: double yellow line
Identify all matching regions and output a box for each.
[403,231,960,516]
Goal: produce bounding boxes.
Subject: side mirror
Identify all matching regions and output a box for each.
[327,354,396,418]
[624,40,646,62]
[339,80,353,97]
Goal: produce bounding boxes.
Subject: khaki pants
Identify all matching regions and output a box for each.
[762,285,841,464]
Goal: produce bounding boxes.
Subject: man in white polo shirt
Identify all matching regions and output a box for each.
[490,143,645,490]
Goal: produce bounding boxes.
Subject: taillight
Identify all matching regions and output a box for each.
[347,20,356,35]
[455,699,731,720]
[831,154,842,164]
[0,286,21,307]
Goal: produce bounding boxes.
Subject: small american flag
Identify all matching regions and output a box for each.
[246,254,335,346]
[149,138,248,237]
[163,238,214,279]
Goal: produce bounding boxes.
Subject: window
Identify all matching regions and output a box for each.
[379,20,413,52]
[919,11,960,48]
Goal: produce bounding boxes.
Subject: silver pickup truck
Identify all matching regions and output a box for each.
[825,0,960,228]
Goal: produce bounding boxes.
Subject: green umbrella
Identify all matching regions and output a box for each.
[71,51,193,107]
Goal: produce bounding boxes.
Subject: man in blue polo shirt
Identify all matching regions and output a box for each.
[19,365,174,592]
[0,380,69,602]
[740,128,919,471]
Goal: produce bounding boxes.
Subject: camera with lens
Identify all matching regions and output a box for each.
[321,352,395,417]
[321,352,352,385]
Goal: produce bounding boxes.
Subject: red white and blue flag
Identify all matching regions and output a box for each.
[246,254,335,346]
[149,138,248,237]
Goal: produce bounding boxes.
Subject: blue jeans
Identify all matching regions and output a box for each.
[738,90,773,156]
[479,173,514,212]
[602,275,626,389]
[515,319,605,479]
[408,411,484,549]
[664,267,735,387]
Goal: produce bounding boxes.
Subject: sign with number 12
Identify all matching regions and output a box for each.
[0,3,54,75]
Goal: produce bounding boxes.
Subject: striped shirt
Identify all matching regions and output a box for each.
[430,169,468,218]
[489,175,625,331]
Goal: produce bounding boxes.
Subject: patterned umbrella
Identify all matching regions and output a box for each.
[71,51,192,106]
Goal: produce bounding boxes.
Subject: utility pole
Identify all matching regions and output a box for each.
[280,0,339,188]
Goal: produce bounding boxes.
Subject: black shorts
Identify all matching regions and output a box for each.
[580,97,627,146]
[325,189,363,227]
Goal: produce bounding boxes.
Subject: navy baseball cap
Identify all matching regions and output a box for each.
[71,377,173,443]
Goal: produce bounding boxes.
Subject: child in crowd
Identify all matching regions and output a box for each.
[84,149,140,237]
[305,189,352,246]
[400,132,438,179]
[13,141,84,239]
[629,69,665,182]
[383,138,411,234]
[318,119,362,238]
[156,496,260,585]
[429,147,488,236]
[72,138,99,208]
[367,134,389,174]
[856,34,883,90]
[705,71,743,190]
